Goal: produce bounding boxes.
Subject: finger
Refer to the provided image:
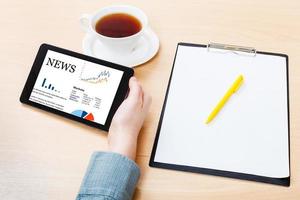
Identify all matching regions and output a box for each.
[127,77,142,102]
[142,92,152,113]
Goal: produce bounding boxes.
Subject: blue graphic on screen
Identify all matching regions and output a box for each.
[41,78,59,92]
[71,110,94,121]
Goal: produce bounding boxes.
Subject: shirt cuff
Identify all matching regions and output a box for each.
[77,152,140,200]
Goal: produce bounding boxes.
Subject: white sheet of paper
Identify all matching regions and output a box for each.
[154,45,289,178]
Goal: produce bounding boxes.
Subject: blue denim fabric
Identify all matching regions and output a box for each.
[76,152,140,200]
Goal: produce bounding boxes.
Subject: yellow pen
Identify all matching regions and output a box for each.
[205,75,244,124]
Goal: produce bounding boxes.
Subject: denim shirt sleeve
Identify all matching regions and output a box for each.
[76,152,140,200]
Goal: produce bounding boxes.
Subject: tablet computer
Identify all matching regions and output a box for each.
[20,44,134,131]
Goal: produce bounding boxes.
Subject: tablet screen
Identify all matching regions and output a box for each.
[29,50,124,125]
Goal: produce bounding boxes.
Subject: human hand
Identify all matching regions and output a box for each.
[108,77,151,160]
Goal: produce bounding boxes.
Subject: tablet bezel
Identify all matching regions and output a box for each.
[20,43,134,131]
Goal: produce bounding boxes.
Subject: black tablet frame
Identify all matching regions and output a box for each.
[149,42,290,186]
[20,43,134,131]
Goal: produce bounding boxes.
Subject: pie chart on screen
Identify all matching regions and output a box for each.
[71,110,94,121]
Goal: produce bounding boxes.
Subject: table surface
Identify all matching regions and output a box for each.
[1,0,300,199]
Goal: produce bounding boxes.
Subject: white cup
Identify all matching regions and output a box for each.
[80,5,148,54]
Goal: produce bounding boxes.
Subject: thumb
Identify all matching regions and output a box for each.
[127,77,142,102]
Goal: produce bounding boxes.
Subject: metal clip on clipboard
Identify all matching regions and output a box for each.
[207,42,257,56]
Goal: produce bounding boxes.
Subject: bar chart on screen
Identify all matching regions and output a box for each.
[41,78,59,93]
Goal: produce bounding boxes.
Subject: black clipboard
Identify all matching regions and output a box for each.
[149,42,290,186]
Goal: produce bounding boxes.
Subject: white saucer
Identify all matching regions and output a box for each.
[82,28,159,67]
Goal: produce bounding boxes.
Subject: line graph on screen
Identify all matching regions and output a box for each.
[79,63,111,84]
